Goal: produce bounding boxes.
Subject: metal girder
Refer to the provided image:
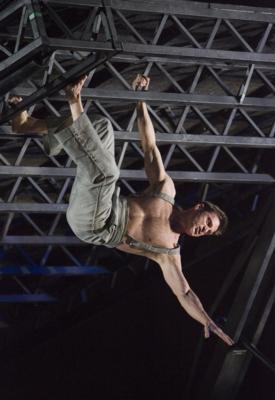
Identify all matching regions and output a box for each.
[2,130,275,148]
[0,167,273,183]
[0,203,67,213]
[0,294,56,302]
[197,193,275,400]
[45,38,275,69]
[12,87,275,110]
[0,265,110,274]
[47,0,275,23]
[0,235,83,244]
[115,132,275,148]
[106,54,275,70]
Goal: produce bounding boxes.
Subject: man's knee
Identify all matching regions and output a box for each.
[94,117,114,146]
[97,116,112,129]
[66,207,78,236]
[102,161,119,184]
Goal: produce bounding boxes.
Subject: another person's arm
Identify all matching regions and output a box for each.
[158,254,234,346]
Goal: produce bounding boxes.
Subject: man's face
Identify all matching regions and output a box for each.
[185,206,220,237]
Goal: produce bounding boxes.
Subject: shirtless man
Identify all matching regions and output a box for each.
[9,74,233,346]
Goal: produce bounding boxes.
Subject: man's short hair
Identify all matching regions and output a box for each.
[202,201,228,236]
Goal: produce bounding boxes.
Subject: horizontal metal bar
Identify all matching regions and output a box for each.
[112,54,275,70]
[47,0,275,23]
[47,38,275,69]
[0,202,68,213]
[0,265,110,275]
[120,170,275,184]
[114,132,275,148]
[79,89,275,110]
[89,89,275,110]
[0,294,56,302]
[2,129,275,148]
[14,87,275,110]
[0,167,273,183]
[0,235,88,245]
[0,166,76,178]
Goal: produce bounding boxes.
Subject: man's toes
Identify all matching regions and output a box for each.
[8,96,23,105]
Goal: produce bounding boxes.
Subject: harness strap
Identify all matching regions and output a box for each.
[126,235,180,255]
[151,192,175,205]
[131,191,175,205]
[125,190,178,254]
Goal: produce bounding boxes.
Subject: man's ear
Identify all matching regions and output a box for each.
[194,203,205,211]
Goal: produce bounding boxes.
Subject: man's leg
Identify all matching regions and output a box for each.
[9,79,119,242]
[53,78,119,240]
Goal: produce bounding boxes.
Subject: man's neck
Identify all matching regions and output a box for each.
[170,206,190,234]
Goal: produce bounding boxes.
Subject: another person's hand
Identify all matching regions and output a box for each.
[132,74,150,91]
[204,319,234,346]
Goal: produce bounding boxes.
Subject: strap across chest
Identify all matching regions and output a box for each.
[126,191,180,255]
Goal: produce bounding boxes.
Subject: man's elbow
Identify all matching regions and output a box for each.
[171,284,190,298]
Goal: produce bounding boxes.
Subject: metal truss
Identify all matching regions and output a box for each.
[0,1,274,390]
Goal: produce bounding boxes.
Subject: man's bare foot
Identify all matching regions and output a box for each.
[8,96,23,108]
[132,74,150,91]
[64,75,88,103]
[8,96,30,133]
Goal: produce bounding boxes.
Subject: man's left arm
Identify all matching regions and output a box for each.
[157,254,234,346]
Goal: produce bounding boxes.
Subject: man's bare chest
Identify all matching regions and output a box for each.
[126,197,179,247]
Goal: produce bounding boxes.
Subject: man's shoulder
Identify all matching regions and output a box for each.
[162,174,176,197]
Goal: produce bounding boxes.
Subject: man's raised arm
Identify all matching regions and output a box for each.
[158,254,234,346]
[133,75,174,192]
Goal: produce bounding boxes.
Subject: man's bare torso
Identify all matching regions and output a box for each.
[116,179,180,257]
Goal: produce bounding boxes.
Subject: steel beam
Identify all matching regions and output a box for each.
[0,294,56,302]
[111,55,275,70]
[0,167,273,183]
[2,131,275,148]
[47,0,275,23]
[12,87,275,110]
[0,235,84,244]
[0,202,68,213]
[0,265,110,274]
[87,132,275,148]
[46,38,275,69]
